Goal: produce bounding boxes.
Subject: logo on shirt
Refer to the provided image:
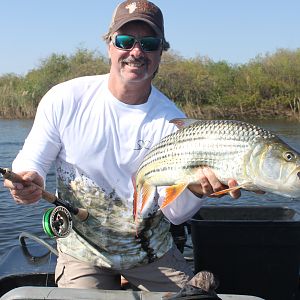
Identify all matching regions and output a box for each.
[134,139,151,150]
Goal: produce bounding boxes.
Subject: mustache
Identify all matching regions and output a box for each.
[121,57,149,64]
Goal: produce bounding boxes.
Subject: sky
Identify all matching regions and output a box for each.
[1,0,299,76]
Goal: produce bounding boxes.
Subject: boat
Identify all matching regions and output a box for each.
[0,232,57,297]
[0,230,266,300]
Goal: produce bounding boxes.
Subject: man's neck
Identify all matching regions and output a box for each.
[108,75,152,105]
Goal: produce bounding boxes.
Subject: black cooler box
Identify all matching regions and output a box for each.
[191,205,300,300]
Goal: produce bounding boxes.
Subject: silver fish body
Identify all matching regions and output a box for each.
[135,118,300,212]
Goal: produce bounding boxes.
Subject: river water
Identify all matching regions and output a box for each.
[0,119,300,258]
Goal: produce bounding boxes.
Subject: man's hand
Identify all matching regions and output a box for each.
[188,167,241,199]
[3,171,43,204]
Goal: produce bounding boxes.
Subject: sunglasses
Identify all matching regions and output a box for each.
[112,34,162,52]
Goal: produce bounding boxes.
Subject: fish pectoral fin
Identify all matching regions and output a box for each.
[210,187,237,196]
[160,182,189,209]
[140,182,156,213]
[210,185,243,196]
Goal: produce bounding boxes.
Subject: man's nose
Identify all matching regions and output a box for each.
[130,41,144,56]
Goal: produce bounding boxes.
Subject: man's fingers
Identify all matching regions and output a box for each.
[189,167,242,200]
[3,179,24,190]
[3,171,43,205]
[202,167,224,193]
[228,179,241,199]
[197,168,213,195]
[3,171,43,190]
[11,186,42,204]
[22,171,38,182]
[189,167,226,197]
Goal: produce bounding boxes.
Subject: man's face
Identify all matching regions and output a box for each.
[108,21,162,84]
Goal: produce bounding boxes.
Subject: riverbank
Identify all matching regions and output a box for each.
[1,48,300,121]
[182,105,300,121]
[0,105,299,121]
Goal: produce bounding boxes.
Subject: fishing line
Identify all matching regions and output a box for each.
[45,251,54,287]
[19,232,58,287]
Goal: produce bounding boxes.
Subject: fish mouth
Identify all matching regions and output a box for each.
[276,167,300,195]
[283,169,300,197]
[286,167,300,181]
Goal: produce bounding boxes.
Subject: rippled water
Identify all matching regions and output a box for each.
[0,119,300,258]
[0,120,56,257]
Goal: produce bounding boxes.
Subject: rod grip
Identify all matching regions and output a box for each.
[1,168,89,221]
[1,168,57,203]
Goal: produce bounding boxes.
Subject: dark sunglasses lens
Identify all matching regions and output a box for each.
[140,37,161,51]
[115,35,135,49]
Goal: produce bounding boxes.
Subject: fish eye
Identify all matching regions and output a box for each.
[283,151,296,161]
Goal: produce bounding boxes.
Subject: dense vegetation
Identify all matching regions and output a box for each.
[1,48,300,120]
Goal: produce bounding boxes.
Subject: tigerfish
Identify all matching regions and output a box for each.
[133,118,300,217]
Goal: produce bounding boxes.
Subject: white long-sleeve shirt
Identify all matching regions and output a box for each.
[13,74,204,269]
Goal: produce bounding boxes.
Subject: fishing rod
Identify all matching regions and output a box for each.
[0,167,89,238]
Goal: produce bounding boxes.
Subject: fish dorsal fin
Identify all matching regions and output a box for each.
[170,118,199,129]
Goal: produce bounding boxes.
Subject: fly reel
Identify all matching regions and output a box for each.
[43,206,72,238]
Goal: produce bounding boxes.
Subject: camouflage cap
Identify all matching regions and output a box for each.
[105,0,169,50]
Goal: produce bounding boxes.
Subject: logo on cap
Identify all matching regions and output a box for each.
[125,3,137,14]
[125,1,158,15]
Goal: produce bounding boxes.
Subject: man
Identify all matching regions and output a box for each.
[4,0,240,292]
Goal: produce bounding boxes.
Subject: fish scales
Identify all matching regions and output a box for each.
[134,118,300,215]
[137,120,271,184]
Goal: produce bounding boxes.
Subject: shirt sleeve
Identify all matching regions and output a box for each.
[157,187,205,225]
[12,88,61,181]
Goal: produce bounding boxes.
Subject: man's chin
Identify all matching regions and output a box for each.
[121,72,151,83]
